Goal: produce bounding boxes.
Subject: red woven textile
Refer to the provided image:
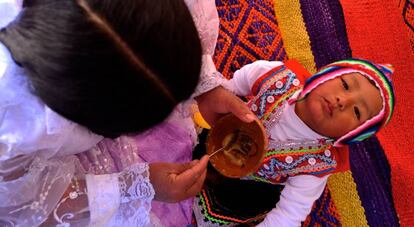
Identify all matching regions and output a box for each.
[340,0,414,225]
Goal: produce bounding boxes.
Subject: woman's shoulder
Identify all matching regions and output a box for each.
[0,0,21,28]
[0,44,102,161]
[0,43,9,79]
[0,0,20,70]
[184,0,219,55]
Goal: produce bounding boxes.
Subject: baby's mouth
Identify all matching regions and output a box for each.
[323,98,333,116]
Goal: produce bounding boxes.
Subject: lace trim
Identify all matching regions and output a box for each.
[86,173,120,226]
[113,163,155,226]
[118,163,154,204]
[192,56,225,98]
[53,176,88,227]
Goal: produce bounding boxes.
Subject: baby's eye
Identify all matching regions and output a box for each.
[341,78,349,90]
[354,106,361,120]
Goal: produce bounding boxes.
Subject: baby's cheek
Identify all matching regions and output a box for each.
[328,115,355,137]
[342,119,360,136]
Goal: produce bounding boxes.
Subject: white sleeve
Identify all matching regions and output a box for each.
[0,0,20,28]
[222,60,284,96]
[0,54,152,226]
[86,162,155,227]
[257,175,329,227]
[0,154,155,227]
[1,2,154,225]
[0,42,103,161]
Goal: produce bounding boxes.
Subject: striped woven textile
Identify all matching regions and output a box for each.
[213,0,414,226]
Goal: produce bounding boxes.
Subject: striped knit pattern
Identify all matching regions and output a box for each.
[298,59,395,146]
[274,1,366,225]
[273,0,404,225]
[272,0,316,72]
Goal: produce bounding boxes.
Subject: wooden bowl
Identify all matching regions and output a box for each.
[206,114,268,178]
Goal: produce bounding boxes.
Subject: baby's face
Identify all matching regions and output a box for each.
[295,72,383,138]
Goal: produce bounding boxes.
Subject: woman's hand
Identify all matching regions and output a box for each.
[195,86,256,125]
[149,155,209,203]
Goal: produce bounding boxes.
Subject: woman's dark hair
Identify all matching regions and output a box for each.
[0,0,202,138]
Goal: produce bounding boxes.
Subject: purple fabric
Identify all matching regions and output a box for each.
[299,0,352,68]
[298,1,350,225]
[77,122,195,227]
[132,122,195,227]
[349,137,399,227]
[132,122,194,164]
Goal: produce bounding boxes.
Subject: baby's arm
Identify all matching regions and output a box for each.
[223,60,284,96]
[257,175,329,227]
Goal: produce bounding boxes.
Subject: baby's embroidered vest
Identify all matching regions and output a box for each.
[245,60,349,184]
[193,61,350,226]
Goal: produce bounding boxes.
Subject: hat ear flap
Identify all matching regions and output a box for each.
[377,63,394,80]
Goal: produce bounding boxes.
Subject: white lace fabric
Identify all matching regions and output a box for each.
[171,0,224,147]
[0,0,222,226]
[185,0,225,98]
[116,164,155,227]
[85,163,155,227]
[0,24,153,227]
[118,163,154,204]
[0,155,78,226]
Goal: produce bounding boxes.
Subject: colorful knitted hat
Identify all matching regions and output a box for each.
[298,58,395,147]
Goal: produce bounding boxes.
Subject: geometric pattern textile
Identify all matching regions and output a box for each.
[213,0,287,79]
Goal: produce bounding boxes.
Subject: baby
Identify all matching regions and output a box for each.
[193,58,395,226]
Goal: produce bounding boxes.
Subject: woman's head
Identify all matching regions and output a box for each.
[0,0,202,138]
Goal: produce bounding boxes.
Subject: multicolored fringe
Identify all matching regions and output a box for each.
[213,0,413,226]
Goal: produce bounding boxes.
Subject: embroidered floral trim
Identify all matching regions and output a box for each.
[245,66,338,184]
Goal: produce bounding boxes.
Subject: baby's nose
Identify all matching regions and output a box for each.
[336,96,352,110]
[335,97,344,110]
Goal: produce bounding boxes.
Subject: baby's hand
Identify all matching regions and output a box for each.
[149,155,209,203]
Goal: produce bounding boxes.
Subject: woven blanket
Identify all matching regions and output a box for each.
[213,0,414,226]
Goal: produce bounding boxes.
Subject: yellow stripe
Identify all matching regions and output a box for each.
[328,171,369,227]
[274,1,368,225]
[273,0,317,73]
